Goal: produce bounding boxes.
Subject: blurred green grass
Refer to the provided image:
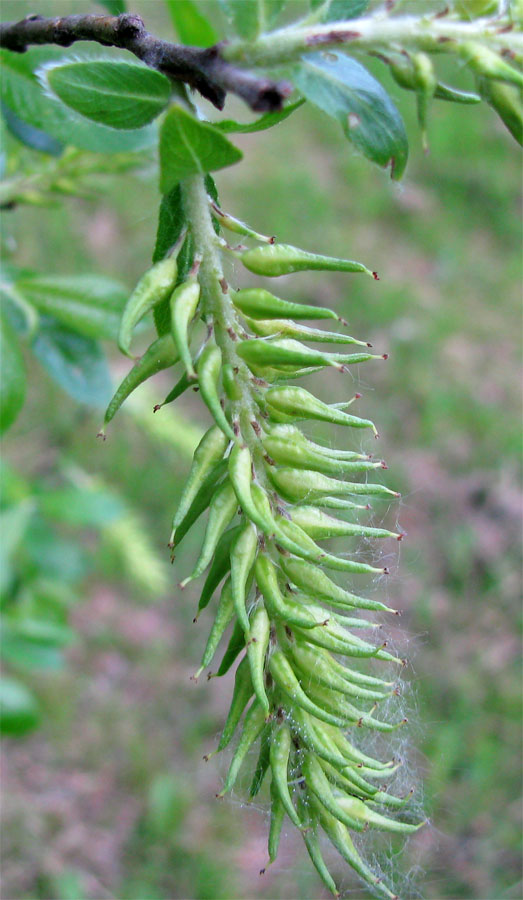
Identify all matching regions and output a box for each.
[1,1,522,899]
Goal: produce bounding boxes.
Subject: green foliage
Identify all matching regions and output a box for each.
[0,310,25,433]
[294,53,408,179]
[0,48,156,153]
[45,60,171,130]
[159,104,243,192]
[165,0,218,47]
[0,1,521,897]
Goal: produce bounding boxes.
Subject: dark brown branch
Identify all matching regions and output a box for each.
[0,12,292,112]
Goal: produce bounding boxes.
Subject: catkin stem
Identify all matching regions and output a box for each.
[180,175,264,461]
[222,13,523,67]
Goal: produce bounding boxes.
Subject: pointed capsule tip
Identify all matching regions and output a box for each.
[153,404,162,413]
[382,353,389,360]
[372,271,379,280]
[367,341,373,347]
[354,392,362,399]
[96,430,106,441]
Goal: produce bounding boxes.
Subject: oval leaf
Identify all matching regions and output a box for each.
[0,310,26,435]
[1,48,157,152]
[16,274,128,341]
[159,105,242,194]
[45,60,171,130]
[215,99,305,133]
[165,0,218,47]
[0,676,40,736]
[32,319,113,407]
[293,52,408,180]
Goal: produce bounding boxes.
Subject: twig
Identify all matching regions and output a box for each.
[0,12,292,112]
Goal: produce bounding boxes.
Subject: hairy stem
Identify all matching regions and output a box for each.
[180,174,263,455]
[223,12,522,67]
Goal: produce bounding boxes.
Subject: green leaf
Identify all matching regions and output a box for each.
[205,173,219,203]
[32,319,113,407]
[0,310,26,435]
[45,60,171,130]
[25,517,90,582]
[1,101,63,155]
[152,184,185,264]
[293,52,408,179]
[310,0,369,20]
[0,677,40,735]
[164,0,218,47]
[218,0,285,36]
[1,627,65,671]
[0,500,34,595]
[159,105,242,194]
[16,274,128,341]
[39,487,125,526]
[215,98,305,133]
[0,48,156,153]
[98,0,127,13]
[217,0,259,39]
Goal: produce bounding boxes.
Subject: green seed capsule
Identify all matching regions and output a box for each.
[459,42,523,88]
[197,525,241,616]
[170,426,229,541]
[269,723,303,828]
[195,577,235,678]
[269,425,371,462]
[155,369,191,411]
[302,753,366,832]
[318,722,394,773]
[304,681,401,732]
[233,288,339,322]
[170,277,200,379]
[478,76,523,145]
[268,777,286,864]
[103,334,178,427]
[228,445,274,534]
[266,386,378,433]
[254,554,328,630]
[273,514,385,576]
[293,624,394,661]
[290,633,395,694]
[279,557,394,613]
[268,466,398,503]
[336,796,423,834]
[243,315,368,346]
[269,650,348,728]
[222,363,242,401]
[307,793,397,900]
[263,435,382,477]
[289,642,390,702]
[216,654,253,752]
[289,706,358,772]
[249,724,272,798]
[246,605,271,714]
[170,460,228,550]
[237,338,374,373]
[198,343,236,442]
[290,506,400,541]
[217,700,266,797]
[296,795,340,898]
[231,522,259,634]
[181,480,238,587]
[215,618,246,677]
[241,243,375,279]
[118,256,178,357]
